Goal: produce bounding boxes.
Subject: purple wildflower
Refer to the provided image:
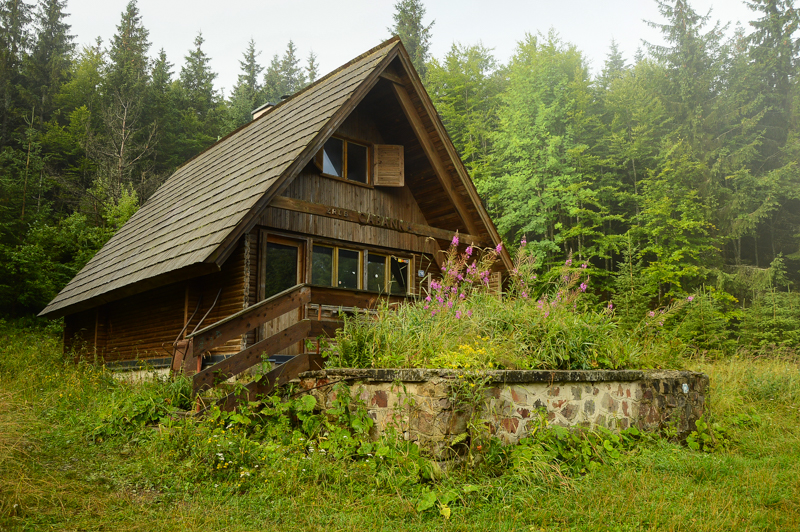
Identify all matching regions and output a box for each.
[455,310,462,319]
[495,242,503,254]
[452,234,459,247]
[447,300,454,309]
[424,304,429,310]
[466,245,473,257]
[467,310,473,318]
[459,293,466,300]
[648,311,655,317]
[687,296,694,302]
[521,292,528,299]
[521,236,527,246]
[580,283,587,292]
[432,310,438,316]
[566,258,572,266]
[436,296,444,304]
[608,302,614,310]
[425,295,432,302]
[544,311,550,318]
[658,321,664,326]
[533,275,537,280]
[581,263,587,269]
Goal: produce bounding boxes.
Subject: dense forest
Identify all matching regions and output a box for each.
[0,0,797,353]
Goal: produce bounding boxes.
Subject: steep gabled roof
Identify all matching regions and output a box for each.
[41,38,510,319]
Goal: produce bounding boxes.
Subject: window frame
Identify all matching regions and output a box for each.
[316,135,371,185]
[311,244,363,290]
[364,251,412,295]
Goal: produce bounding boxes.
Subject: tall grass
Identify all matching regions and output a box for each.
[332,240,692,370]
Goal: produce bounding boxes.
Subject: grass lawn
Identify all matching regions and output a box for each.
[1,322,798,531]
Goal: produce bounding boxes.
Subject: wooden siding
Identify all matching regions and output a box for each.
[80,237,251,363]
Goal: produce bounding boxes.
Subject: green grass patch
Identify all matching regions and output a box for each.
[1,320,799,531]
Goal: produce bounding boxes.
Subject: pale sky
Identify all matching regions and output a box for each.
[64,0,757,95]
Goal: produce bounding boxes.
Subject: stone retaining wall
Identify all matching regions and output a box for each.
[298,368,709,457]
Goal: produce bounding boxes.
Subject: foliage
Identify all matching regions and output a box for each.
[1,322,800,529]
[333,239,687,371]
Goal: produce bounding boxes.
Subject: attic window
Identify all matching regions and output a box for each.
[317,137,368,184]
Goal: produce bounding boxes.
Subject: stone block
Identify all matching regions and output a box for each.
[371,390,388,408]
[601,393,619,413]
[418,411,436,435]
[562,403,578,422]
[517,408,530,419]
[571,386,582,400]
[548,386,560,397]
[584,399,595,416]
[510,387,528,404]
[501,417,519,434]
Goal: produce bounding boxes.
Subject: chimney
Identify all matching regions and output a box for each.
[251,101,275,121]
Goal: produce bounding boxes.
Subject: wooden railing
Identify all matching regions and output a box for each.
[171,283,413,409]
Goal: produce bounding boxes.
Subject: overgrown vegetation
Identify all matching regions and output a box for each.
[1,321,799,530]
[332,238,790,372]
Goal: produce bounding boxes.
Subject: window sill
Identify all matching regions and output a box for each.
[319,172,374,189]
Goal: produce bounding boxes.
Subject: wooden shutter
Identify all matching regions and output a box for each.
[373,144,404,186]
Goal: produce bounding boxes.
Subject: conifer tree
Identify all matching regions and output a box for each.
[306,50,318,83]
[25,0,73,126]
[106,0,150,95]
[388,0,433,79]
[0,0,33,145]
[180,31,217,118]
[226,39,263,131]
[279,40,305,96]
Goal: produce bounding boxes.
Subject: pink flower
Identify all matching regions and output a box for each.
[687,296,694,302]
[425,295,432,302]
[452,234,459,247]
[658,321,663,326]
[431,309,438,316]
[424,304,429,310]
[581,263,587,269]
[579,283,587,292]
[533,275,537,280]
[447,300,454,309]
[608,301,613,310]
[466,245,473,257]
[467,310,473,318]
[495,242,503,253]
[436,296,444,304]
[544,311,550,318]
[566,258,572,266]
[521,292,528,299]
[459,293,465,300]
[521,236,527,246]
[455,310,462,319]
[648,311,655,317]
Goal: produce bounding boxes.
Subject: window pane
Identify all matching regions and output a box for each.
[337,249,360,289]
[366,254,386,293]
[347,142,368,183]
[389,257,409,295]
[322,137,343,177]
[264,242,298,299]
[312,246,333,286]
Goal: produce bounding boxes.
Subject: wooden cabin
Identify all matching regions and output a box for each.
[40,38,511,402]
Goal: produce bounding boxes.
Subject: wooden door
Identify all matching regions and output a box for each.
[259,234,305,356]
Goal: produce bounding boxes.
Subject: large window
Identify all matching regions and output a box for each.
[312,245,362,290]
[366,254,409,295]
[317,137,369,184]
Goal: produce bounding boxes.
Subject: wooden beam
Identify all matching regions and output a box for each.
[188,284,310,356]
[269,196,487,246]
[193,320,311,394]
[388,82,482,238]
[379,69,404,85]
[392,51,515,273]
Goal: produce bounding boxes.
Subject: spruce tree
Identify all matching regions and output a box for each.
[0,0,33,145]
[25,0,73,126]
[279,40,305,96]
[306,50,318,83]
[180,31,217,118]
[226,39,263,131]
[388,0,433,79]
[106,0,150,95]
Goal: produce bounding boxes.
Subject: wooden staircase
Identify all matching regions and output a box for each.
[171,284,407,410]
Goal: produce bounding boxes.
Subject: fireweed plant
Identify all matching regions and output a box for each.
[331,236,694,371]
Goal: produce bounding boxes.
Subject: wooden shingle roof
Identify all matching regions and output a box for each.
[40,39,400,318]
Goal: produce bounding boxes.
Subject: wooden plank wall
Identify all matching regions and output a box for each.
[65,237,250,363]
[261,107,443,258]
